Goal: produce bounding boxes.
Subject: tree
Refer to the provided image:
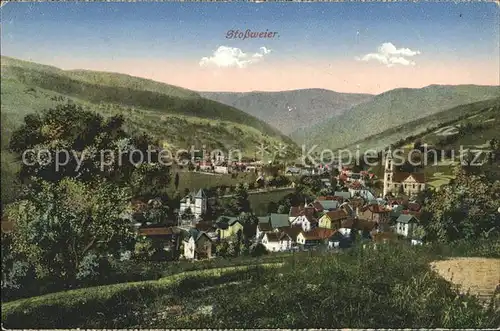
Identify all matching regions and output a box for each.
[227,183,251,215]
[143,199,169,225]
[6,178,134,286]
[129,163,171,200]
[174,173,180,190]
[216,241,229,257]
[422,165,500,242]
[8,104,170,196]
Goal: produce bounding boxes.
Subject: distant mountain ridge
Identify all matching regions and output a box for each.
[290,84,500,150]
[199,89,373,135]
[1,56,301,164]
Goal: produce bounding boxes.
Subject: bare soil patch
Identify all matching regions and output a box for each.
[431,257,500,303]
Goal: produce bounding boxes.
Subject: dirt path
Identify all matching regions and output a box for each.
[430,257,500,303]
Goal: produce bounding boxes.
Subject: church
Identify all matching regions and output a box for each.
[383,151,426,198]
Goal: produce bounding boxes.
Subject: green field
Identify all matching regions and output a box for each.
[170,171,258,194]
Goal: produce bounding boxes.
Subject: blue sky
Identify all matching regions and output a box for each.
[1,1,499,93]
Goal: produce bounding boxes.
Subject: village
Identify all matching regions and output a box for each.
[135,150,428,261]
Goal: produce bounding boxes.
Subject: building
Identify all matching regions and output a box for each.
[261,232,282,252]
[183,231,214,260]
[179,189,207,220]
[215,216,244,240]
[395,214,420,238]
[383,151,426,198]
[318,210,350,229]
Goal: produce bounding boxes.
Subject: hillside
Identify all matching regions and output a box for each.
[199,89,373,135]
[291,85,500,150]
[0,56,297,155]
[342,98,500,152]
[0,56,299,205]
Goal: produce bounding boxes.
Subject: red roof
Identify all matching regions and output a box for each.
[368,204,391,214]
[325,210,349,222]
[279,227,302,241]
[392,171,426,183]
[138,227,174,236]
[310,201,324,212]
[408,202,422,212]
[301,228,336,240]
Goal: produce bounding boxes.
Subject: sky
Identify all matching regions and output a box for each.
[1,1,499,94]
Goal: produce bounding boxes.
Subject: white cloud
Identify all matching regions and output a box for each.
[356,42,421,67]
[199,46,271,68]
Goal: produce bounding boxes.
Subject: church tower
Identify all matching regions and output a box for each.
[383,149,394,198]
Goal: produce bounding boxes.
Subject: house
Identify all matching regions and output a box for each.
[338,219,354,236]
[288,206,316,232]
[215,216,244,240]
[314,200,339,211]
[296,228,336,248]
[214,165,231,174]
[279,226,302,248]
[179,189,207,220]
[395,214,419,237]
[320,178,332,188]
[389,204,406,221]
[328,231,351,249]
[383,151,426,197]
[318,210,350,229]
[183,230,214,260]
[346,197,365,215]
[285,166,301,176]
[269,213,290,229]
[138,226,175,238]
[261,232,282,252]
[278,232,294,251]
[289,205,306,222]
[290,213,317,232]
[334,191,351,201]
[357,204,391,231]
[353,219,378,238]
[308,201,325,213]
[255,216,273,240]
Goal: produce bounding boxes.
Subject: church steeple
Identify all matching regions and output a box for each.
[383,148,394,198]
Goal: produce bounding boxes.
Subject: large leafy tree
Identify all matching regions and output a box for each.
[422,166,500,242]
[6,178,134,286]
[9,104,169,189]
[227,183,251,215]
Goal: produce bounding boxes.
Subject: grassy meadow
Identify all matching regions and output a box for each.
[3,240,499,329]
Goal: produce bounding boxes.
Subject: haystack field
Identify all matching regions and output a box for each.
[431,258,500,303]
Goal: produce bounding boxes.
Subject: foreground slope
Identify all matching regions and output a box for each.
[293,85,500,150]
[200,89,373,135]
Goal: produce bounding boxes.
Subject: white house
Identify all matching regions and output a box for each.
[214,165,230,174]
[255,218,273,241]
[183,231,213,260]
[279,233,294,251]
[395,214,419,237]
[261,232,282,252]
[290,214,316,232]
[179,189,207,220]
